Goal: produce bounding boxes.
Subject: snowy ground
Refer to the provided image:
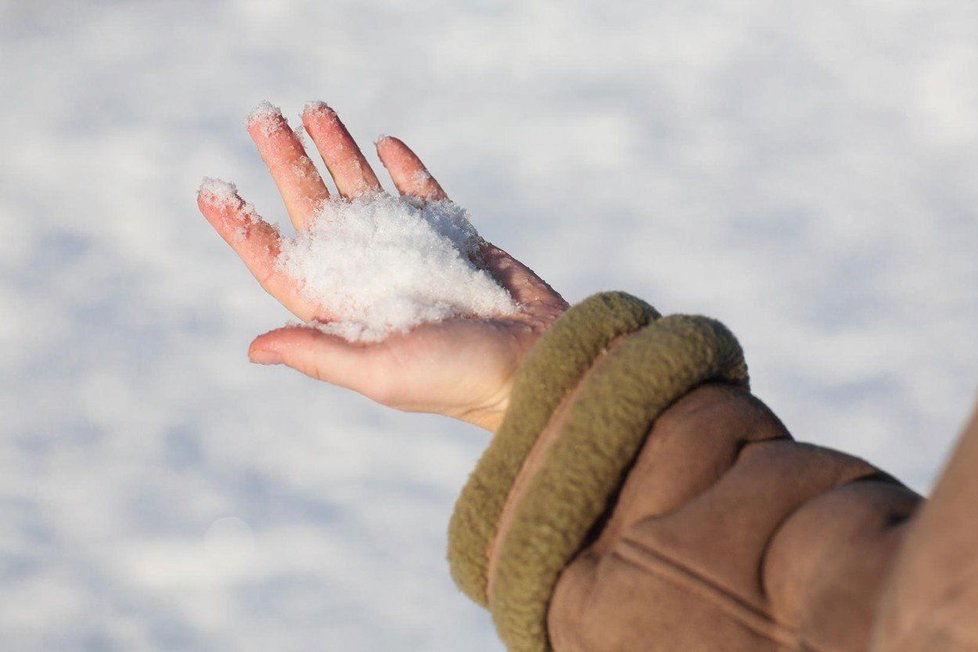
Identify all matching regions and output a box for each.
[2,2,977,650]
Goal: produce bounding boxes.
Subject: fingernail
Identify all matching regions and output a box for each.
[250,349,283,365]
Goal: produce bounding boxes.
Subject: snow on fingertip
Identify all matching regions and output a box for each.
[247,100,286,137]
[303,101,338,125]
[198,177,240,207]
[276,194,519,342]
[197,177,269,243]
[303,100,331,114]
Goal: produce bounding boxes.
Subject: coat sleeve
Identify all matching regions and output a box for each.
[448,293,922,652]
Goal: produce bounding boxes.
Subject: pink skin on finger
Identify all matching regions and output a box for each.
[375,136,448,201]
[196,178,323,322]
[197,178,268,245]
[302,102,382,198]
[247,101,330,230]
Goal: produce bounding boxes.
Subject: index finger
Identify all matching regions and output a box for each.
[302,102,383,199]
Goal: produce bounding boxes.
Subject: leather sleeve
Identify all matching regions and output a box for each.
[548,383,919,652]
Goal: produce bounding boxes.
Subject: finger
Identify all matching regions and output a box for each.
[249,326,392,402]
[197,178,318,321]
[478,243,568,311]
[248,101,330,230]
[375,136,448,201]
[302,102,382,199]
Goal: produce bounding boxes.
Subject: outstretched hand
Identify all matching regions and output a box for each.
[198,103,567,432]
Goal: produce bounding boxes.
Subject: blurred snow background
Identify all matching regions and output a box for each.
[1,1,977,650]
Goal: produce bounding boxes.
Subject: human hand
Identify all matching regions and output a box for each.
[198,102,567,432]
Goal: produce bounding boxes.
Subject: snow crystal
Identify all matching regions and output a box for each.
[277,193,519,342]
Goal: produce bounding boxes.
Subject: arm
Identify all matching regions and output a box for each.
[449,294,922,651]
[200,104,971,652]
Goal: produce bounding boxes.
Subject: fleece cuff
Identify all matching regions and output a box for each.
[448,292,660,606]
[492,314,748,651]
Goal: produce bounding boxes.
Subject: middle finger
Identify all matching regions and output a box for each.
[303,102,383,199]
[248,101,331,231]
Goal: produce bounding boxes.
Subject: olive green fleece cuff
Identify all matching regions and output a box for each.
[448,292,661,606]
[447,294,749,652]
[490,314,748,652]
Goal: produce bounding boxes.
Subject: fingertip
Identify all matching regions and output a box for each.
[250,326,335,374]
[249,100,284,119]
[249,331,283,362]
[303,100,332,115]
[373,138,447,200]
[247,100,289,139]
[248,334,267,353]
[302,101,338,128]
[197,177,240,204]
[196,178,260,227]
[374,136,407,168]
[197,178,247,227]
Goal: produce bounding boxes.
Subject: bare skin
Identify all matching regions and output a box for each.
[198,103,567,432]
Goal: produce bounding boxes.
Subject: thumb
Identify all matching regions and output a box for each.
[249,325,382,396]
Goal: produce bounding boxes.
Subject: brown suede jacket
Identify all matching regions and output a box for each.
[448,293,978,651]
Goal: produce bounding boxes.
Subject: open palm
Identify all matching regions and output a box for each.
[198,102,567,432]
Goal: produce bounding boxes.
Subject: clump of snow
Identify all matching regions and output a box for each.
[277,193,519,342]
